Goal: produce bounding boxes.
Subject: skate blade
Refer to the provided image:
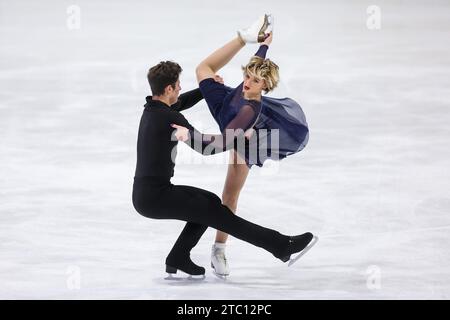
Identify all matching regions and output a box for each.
[288,235,318,267]
[210,262,229,280]
[212,271,229,280]
[164,273,206,281]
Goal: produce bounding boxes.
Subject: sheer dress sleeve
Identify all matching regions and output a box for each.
[184,104,258,155]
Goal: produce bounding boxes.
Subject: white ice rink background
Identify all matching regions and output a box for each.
[0,0,449,299]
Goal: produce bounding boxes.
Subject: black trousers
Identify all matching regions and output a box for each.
[132,176,289,260]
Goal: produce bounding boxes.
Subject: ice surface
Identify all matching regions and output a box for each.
[1,0,449,299]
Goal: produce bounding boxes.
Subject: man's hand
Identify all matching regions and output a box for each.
[171,124,190,142]
[213,74,224,84]
[244,128,255,139]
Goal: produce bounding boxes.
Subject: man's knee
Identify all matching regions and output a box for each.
[133,197,165,219]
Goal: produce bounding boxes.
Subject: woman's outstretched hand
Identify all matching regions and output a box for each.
[171,124,190,142]
[262,32,273,46]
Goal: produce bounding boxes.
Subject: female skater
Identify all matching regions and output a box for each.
[191,15,311,277]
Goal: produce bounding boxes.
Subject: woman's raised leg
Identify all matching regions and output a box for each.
[196,37,245,83]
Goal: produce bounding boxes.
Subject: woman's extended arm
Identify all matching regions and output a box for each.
[254,32,272,58]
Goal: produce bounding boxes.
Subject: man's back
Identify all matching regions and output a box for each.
[134,89,204,179]
[135,101,179,178]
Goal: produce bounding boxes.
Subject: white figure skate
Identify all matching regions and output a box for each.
[238,14,274,43]
[210,243,230,279]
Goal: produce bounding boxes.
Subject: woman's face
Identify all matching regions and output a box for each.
[243,73,266,97]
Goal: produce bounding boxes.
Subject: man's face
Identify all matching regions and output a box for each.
[168,79,181,105]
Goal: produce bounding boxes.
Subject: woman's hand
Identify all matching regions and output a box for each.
[262,32,273,46]
[170,124,190,142]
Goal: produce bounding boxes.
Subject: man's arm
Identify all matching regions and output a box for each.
[171,88,203,112]
[171,105,256,156]
[171,75,225,112]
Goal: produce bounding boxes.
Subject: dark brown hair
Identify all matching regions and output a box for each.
[147,61,182,96]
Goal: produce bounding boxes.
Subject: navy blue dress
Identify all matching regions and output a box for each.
[199,45,309,168]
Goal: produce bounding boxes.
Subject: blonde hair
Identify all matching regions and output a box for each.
[242,56,279,94]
